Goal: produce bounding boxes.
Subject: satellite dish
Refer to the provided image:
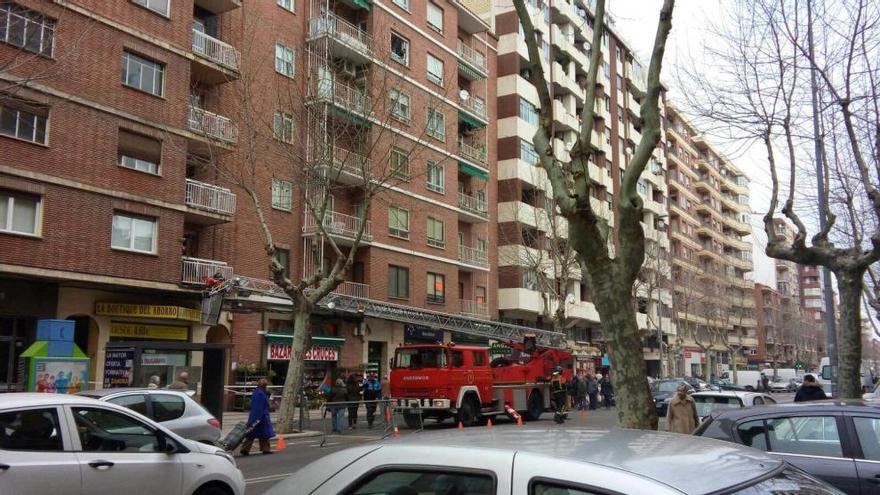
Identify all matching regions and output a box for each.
[459,89,470,101]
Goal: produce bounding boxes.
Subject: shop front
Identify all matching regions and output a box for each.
[264,334,344,404]
[0,278,58,392]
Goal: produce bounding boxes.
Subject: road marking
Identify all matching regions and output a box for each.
[245,473,296,485]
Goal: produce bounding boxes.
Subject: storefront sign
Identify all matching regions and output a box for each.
[404,324,443,343]
[96,303,201,322]
[110,323,188,341]
[103,349,134,388]
[267,342,338,362]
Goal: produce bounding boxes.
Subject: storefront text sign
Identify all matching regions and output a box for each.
[267,343,338,362]
[109,323,188,341]
[96,303,201,322]
[103,349,134,388]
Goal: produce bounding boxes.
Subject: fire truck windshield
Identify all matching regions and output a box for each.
[394,348,448,369]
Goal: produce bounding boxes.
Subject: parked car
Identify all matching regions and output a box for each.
[694,400,880,494]
[0,393,244,495]
[78,388,221,443]
[651,379,695,416]
[692,391,776,421]
[266,428,839,494]
[768,377,800,393]
[711,378,749,391]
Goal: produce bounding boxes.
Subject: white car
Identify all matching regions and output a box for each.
[692,391,776,421]
[0,393,244,495]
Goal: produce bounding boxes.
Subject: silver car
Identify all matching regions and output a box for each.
[79,388,221,443]
[692,391,777,421]
[266,428,842,494]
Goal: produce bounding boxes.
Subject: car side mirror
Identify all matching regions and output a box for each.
[158,432,186,455]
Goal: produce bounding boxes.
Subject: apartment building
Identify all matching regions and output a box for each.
[492,0,673,376]
[664,105,756,377]
[0,0,498,403]
[753,281,820,369]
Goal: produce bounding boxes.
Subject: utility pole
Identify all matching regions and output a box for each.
[807,0,838,396]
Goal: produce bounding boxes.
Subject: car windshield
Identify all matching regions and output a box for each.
[652,381,682,393]
[694,395,743,417]
[394,348,447,369]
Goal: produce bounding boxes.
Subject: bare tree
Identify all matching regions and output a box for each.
[511,0,675,429]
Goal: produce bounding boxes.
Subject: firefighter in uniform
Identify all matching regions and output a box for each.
[550,366,568,424]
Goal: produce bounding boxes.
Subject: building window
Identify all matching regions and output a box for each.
[426,107,445,140]
[111,212,157,253]
[390,88,411,123]
[522,269,538,290]
[118,129,161,175]
[0,102,47,144]
[0,190,40,236]
[519,99,539,126]
[426,161,444,193]
[427,272,445,303]
[475,286,486,305]
[389,206,409,239]
[427,53,444,86]
[390,32,409,66]
[122,51,164,96]
[388,265,409,298]
[272,179,292,211]
[637,180,648,196]
[520,139,539,165]
[274,248,290,278]
[131,0,169,16]
[273,111,294,143]
[276,0,294,12]
[275,43,295,77]
[389,147,411,180]
[427,217,444,248]
[0,3,55,56]
[392,0,410,10]
[427,3,443,33]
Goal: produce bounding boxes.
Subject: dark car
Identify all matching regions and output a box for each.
[651,379,694,416]
[711,378,749,391]
[682,376,718,391]
[694,400,880,494]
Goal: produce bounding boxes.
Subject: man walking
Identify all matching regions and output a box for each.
[168,371,190,390]
[794,374,827,402]
[576,371,588,410]
[241,378,275,455]
[599,374,614,409]
[666,383,699,434]
[550,367,567,424]
[345,374,361,430]
[362,372,382,429]
[326,378,347,433]
[586,374,599,410]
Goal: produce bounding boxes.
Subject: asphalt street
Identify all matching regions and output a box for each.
[239,393,796,494]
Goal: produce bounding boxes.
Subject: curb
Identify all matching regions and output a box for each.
[275,430,322,440]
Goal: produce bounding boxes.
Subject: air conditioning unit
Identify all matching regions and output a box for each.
[340,60,357,78]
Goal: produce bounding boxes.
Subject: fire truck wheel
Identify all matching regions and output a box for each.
[522,390,544,421]
[457,396,478,427]
[402,413,422,430]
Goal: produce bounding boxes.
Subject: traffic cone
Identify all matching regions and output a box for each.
[579,408,587,417]
[393,426,400,438]
[516,416,523,427]
[486,418,493,429]
[458,421,464,430]
[275,436,286,451]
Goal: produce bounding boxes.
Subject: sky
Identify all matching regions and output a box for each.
[607,0,779,286]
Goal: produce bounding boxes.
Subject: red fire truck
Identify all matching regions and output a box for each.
[390,336,573,428]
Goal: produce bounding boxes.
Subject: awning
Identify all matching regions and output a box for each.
[458,162,488,181]
[457,109,486,129]
[265,333,345,348]
[457,61,484,81]
[352,0,371,10]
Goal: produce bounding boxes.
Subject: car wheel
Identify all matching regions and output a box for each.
[744,386,754,391]
[457,396,478,427]
[522,390,544,421]
[402,413,422,429]
[195,483,232,495]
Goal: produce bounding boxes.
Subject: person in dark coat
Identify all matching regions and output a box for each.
[241,378,275,455]
[362,372,382,429]
[576,371,588,410]
[326,378,347,433]
[586,374,599,410]
[550,367,567,424]
[599,374,614,409]
[345,374,362,430]
[794,374,827,402]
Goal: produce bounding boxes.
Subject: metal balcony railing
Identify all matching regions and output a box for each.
[188,105,237,143]
[313,78,370,115]
[191,28,240,71]
[458,138,487,165]
[457,40,487,74]
[302,210,373,241]
[332,281,370,299]
[460,299,489,318]
[181,256,233,285]
[458,244,488,268]
[319,145,370,180]
[185,178,236,215]
[458,192,488,217]
[308,12,372,56]
[459,93,487,119]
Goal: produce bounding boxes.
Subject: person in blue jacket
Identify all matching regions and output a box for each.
[241,378,275,455]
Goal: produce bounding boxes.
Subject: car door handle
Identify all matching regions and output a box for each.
[0,463,9,471]
[88,460,114,469]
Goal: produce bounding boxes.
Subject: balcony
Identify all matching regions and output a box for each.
[191,28,240,75]
[457,40,487,80]
[308,12,373,64]
[332,281,370,299]
[302,210,373,244]
[181,256,233,285]
[458,92,487,123]
[460,299,489,318]
[452,0,490,34]
[194,0,240,14]
[185,178,236,222]
[458,244,488,269]
[309,78,371,121]
[458,138,487,166]
[188,105,236,144]
[317,146,370,185]
[458,191,488,220]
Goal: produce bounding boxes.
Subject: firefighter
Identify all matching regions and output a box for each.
[550,366,567,424]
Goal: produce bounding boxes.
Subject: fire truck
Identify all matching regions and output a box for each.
[391,335,573,428]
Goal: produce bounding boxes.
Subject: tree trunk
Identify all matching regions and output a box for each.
[593,284,657,430]
[275,305,312,433]
[730,348,738,383]
[836,269,866,399]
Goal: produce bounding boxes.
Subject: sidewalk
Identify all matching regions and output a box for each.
[221,409,323,439]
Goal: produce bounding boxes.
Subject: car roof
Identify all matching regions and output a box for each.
[78,388,192,398]
[1,392,124,408]
[710,399,880,419]
[380,428,782,493]
[692,391,761,398]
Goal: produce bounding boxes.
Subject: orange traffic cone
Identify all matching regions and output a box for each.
[458,421,464,430]
[392,426,400,438]
[486,418,493,429]
[516,416,523,427]
[275,436,286,451]
[579,408,587,417]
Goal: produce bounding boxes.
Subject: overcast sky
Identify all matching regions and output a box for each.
[607,0,779,286]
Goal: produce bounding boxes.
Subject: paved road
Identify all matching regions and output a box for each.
[238,392,796,494]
